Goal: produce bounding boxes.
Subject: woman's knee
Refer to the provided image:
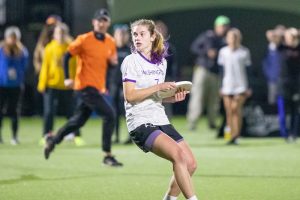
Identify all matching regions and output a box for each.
[171,148,187,165]
[231,103,239,114]
[187,158,197,174]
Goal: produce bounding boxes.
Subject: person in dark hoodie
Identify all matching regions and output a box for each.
[263,26,287,138]
[279,28,300,142]
[107,24,131,144]
[187,15,230,131]
[263,27,284,105]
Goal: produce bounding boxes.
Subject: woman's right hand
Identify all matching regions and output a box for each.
[158,82,176,91]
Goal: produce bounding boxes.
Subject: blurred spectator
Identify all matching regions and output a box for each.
[34,15,62,74]
[279,27,300,142]
[33,15,62,116]
[263,25,287,138]
[0,26,29,145]
[218,28,252,145]
[187,15,230,131]
[44,8,123,166]
[107,24,131,144]
[263,27,284,105]
[155,20,178,120]
[37,23,85,146]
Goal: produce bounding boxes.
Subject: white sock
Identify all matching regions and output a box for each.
[187,195,198,200]
[163,195,177,200]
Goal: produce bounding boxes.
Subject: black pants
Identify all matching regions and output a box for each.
[286,97,300,138]
[108,81,123,142]
[217,99,226,138]
[54,87,116,152]
[0,87,21,139]
[43,88,80,136]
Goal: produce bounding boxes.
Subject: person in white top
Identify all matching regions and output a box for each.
[121,19,198,200]
[218,28,252,145]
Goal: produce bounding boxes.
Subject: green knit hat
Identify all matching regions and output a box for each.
[214,15,230,26]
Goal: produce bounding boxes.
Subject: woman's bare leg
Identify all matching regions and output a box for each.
[223,96,233,133]
[151,133,196,199]
[164,141,197,197]
[231,95,246,138]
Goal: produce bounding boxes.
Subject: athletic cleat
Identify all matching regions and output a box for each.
[103,156,123,167]
[10,138,19,145]
[286,135,297,143]
[227,137,239,145]
[74,136,86,146]
[44,135,55,160]
[64,133,75,141]
[39,137,46,146]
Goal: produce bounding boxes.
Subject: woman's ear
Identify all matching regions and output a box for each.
[150,33,156,42]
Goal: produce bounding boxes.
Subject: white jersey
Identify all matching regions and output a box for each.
[218,46,251,95]
[121,52,170,132]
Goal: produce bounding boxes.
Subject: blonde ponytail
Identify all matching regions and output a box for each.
[152,29,165,57]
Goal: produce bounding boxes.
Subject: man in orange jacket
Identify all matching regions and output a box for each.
[44,8,123,167]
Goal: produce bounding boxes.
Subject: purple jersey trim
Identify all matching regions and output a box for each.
[123,78,136,83]
[137,51,156,64]
[144,130,162,151]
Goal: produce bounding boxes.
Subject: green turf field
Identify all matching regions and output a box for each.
[0,117,299,200]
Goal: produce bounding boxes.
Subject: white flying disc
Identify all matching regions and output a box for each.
[157,81,192,99]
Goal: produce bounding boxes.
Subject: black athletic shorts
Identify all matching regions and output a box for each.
[129,123,184,153]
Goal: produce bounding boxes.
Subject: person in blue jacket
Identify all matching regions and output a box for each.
[0,26,29,145]
[263,28,284,105]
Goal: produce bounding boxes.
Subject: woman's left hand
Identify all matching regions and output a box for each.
[162,89,189,103]
[174,90,189,102]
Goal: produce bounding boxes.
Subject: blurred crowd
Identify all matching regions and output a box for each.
[187,16,300,144]
[0,13,299,146]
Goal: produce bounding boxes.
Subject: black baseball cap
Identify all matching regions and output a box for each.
[93,8,110,21]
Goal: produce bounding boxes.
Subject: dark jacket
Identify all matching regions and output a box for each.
[278,44,300,98]
[262,44,283,83]
[190,30,226,74]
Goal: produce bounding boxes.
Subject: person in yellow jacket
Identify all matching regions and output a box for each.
[38,22,85,146]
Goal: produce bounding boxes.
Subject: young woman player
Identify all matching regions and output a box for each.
[121,19,198,200]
